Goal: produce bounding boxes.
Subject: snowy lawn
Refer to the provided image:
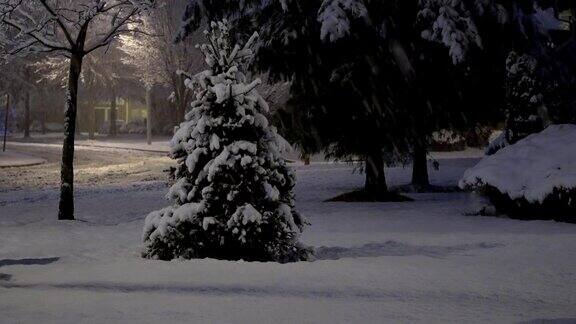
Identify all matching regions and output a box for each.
[1,156,575,323]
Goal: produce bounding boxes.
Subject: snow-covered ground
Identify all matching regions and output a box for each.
[1,154,575,323]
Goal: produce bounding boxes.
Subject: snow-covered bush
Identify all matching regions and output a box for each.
[429,129,466,151]
[460,125,576,222]
[142,21,310,262]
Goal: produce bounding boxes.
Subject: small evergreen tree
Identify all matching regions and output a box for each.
[504,51,545,144]
[142,21,309,262]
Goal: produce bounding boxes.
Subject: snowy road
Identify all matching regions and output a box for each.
[0,143,171,191]
[1,157,575,323]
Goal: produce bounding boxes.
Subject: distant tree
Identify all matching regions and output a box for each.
[0,58,38,138]
[120,0,204,126]
[0,0,153,220]
[35,42,139,139]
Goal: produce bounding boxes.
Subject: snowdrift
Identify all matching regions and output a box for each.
[460,124,576,222]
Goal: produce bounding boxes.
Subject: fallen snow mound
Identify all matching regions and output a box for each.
[460,124,576,203]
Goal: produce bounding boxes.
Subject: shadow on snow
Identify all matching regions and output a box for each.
[313,241,504,260]
[0,257,60,282]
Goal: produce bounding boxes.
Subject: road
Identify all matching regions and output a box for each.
[0,142,172,192]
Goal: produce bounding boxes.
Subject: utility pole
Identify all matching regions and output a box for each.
[3,94,9,152]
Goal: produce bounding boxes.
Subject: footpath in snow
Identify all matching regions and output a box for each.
[0,156,575,323]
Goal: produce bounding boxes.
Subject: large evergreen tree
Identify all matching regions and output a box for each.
[175,0,498,193]
[176,0,414,196]
[142,21,309,262]
[176,0,575,193]
[504,51,545,143]
[420,0,576,147]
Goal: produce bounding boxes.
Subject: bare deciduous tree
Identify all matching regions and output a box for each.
[120,0,203,125]
[0,0,153,220]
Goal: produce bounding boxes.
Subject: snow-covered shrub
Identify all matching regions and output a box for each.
[429,129,466,151]
[460,125,576,222]
[142,21,310,262]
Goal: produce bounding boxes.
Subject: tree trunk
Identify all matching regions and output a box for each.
[365,150,388,192]
[23,91,31,138]
[411,141,430,190]
[2,94,9,152]
[109,95,117,137]
[302,154,310,165]
[175,74,187,123]
[58,53,83,221]
[146,87,152,145]
[178,98,186,123]
[41,108,47,135]
[75,103,82,136]
[88,102,96,140]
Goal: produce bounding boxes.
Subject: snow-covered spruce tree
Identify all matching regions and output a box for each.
[142,21,309,263]
[504,51,545,144]
[417,0,483,65]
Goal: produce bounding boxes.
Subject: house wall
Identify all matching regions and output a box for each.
[91,98,147,133]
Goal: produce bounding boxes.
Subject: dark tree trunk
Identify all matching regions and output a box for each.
[109,95,117,137]
[88,102,96,140]
[75,101,82,136]
[41,110,46,135]
[411,141,430,190]
[177,99,186,123]
[365,150,388,192]
[58,53,83,221]
[2,94,9,152]
[302,154,310,165]
[175,74,187,123]
[146,87,153,145]
[23,91,31,138]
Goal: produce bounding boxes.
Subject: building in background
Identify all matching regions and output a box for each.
[92,97,148,134]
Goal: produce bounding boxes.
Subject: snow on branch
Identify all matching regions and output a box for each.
[0,0,154,58]
[318,0,368,42]
[418,0,483,64]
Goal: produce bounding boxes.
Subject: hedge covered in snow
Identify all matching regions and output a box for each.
[460,124,576,222]
[429,129,466,151]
